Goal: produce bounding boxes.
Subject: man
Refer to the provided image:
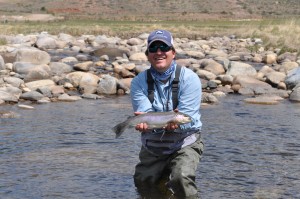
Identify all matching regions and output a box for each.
[130,30,203,199]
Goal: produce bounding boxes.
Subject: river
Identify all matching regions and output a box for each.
[1,95,300,199]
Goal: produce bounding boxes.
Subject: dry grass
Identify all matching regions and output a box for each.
[0,18,300,54]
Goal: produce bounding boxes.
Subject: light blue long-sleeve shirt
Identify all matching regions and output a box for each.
[130,64,202,131]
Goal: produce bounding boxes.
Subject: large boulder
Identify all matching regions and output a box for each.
[227,61,257,77]
[232,75,273,95]
[49,62,73,75]
[97,75,117,95]
[36,35,58,49]
[289,84,300,102]
[285,67,300,89]
[79,73,100,94]
[16,48,51,64]
[200,59,225,75]
[25,79,56,91]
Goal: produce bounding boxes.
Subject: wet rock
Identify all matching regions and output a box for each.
[289,85,300,102]
[20,91,44,101]
[243,95,283,105]
[58,93,82,102]
[285,67,300,89]
[202,92,218,104]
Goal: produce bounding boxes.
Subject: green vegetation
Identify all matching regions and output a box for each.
[0,38,7,45]
[0,18,300,53]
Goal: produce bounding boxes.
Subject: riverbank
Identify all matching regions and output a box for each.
[0,31,300,115]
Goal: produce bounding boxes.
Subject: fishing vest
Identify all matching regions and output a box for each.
[143,65,199,156]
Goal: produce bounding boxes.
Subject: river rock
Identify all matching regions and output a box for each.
[243,95,282,105]
[196,69,216,80]
[81,93,103,99]
[277,52,297,63]
[60,56,78,64]
[16,48,51,64]
[13,62,39,74]
[3,76,24,87]
[265,71,286,86]
[200,59,225,75]
[0,90,19,102]
[0,55,4,70]
[25,79,56,91]
[58,93,82,101]
[129,52,147,61]
[65,71,86,87]
[202,92,218,104]
[51,85,65,97]
[74,61,93,71]
[285,67,300,89]
[20,91,44,101]
[97,75,117,94]
[36,35,58,49]
[232,75,273,95]
[127,38,143,46]
[18,104,35,109]
[289,85,300,102]
[79,73,100,94]
[227,61,257,77]
[24,64,52,82]
[185,51,205,59]
[279,61,299,74]
[262,53,277,64]
[49,62,73,75]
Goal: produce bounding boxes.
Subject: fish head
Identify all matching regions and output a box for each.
[175,113,192,124]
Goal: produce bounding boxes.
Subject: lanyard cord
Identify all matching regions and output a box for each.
[154,78,172,111]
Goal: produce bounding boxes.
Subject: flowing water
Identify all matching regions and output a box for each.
[1,95,300,199]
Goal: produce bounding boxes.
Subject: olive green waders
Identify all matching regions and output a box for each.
[134,138,204,199]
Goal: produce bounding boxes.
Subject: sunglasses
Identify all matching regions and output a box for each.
[148,43,172,53]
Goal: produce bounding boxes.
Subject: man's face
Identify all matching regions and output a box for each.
[147,41,175,73]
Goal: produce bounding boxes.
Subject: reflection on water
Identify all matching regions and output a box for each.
[1,95,300,199]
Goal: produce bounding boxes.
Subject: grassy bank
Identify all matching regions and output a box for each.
[0,18,300,54]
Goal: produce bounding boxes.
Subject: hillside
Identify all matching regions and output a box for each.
[0,0,300,21]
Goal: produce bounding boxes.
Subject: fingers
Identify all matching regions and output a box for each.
[165,122,178,131]
[134,112,145,116]
[135,123,148,132]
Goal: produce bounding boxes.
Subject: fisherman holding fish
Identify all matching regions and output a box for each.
[115,30,203,199]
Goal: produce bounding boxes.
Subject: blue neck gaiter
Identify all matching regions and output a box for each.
[150,60,176,81]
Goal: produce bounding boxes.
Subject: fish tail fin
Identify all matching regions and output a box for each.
[112,121,128,138]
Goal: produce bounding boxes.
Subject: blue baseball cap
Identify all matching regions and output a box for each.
[147,30,174,48]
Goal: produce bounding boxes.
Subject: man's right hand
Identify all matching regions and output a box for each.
[134,112,149,132]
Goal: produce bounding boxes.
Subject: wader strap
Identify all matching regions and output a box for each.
[147,65,181,110]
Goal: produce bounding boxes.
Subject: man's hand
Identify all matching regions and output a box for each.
[134,112,149,132]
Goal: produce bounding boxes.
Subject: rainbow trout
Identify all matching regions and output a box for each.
[112,112,192,138]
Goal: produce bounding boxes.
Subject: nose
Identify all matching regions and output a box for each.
[156,48,163,54]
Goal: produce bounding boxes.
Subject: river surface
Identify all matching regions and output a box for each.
[1,95,300,199]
